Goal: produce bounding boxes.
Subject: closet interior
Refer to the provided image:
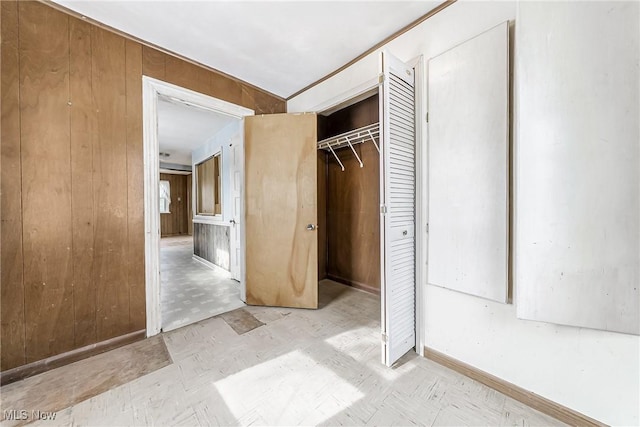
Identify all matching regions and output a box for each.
[317,94,381,295]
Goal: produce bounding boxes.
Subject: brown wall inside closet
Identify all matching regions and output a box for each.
[0,0,286,371]
[317,95,381,294]
[160,173,191,237]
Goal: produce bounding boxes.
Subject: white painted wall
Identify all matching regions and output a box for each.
[288,1,640,425]
[192,120,241,224]
[515,1,639,336]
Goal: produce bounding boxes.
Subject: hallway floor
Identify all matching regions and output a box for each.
[161,236,244,332]
[5,280,564,427]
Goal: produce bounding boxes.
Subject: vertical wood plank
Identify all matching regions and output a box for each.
[327,143,380,291]
[159,173,188,236]
[172,174,180,233]
[325,96,380,292]
[186,173,193,236]
[177,174,188,234]
[1,0,26,370]
[196,160,217,215]
[193,223,230,270]
[19,2,75,363]
[160,215,170,237]
[160,173,171,236]
[317,152,328,280]
[255,88,286,114]
[242,86,286,114]
[160,173,175,237]
[69,17,97,348]
[209,73,243,106]
[125,40,146,331]
[92,26,130,341]
[165,55,209,95]
[240,86,259,113]
[316,116,328,280]
[142,46,165,80]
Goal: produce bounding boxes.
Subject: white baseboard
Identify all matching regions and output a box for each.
[192,254,232,278]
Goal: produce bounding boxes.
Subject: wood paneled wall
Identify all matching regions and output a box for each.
[193,223,230,271]
[0,1,285,371]
[317,151,328,281]
[318,95,381,293]
[160,173,191,237]
[187,174,193,236]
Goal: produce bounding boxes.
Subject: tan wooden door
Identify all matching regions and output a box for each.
[244,113,318,309]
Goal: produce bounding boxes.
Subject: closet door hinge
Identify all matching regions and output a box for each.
[426,112,429,123]
[381,332,388,343]
[426,223,429,233]
[379,73,385,84]
[380,205,387,215]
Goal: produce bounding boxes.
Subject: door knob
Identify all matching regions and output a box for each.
[306,224,317,231]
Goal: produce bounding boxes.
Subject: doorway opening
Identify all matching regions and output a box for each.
[316,93,382,297]
[315,92,384,360]
[311,51,424,367]
[143,77,254,336]
[157,97,243,331]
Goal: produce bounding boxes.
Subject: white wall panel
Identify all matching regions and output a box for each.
[515,1,639,335]
[427,22,509,302]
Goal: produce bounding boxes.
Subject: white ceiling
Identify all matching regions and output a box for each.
[52,1,443,98]
[157,98,237,166]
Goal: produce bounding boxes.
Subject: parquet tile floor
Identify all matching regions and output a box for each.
[160,236,244,332]
[4,280,565,427]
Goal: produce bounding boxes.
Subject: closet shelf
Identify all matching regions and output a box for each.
[317,122,380,152]
[317,122,380,171]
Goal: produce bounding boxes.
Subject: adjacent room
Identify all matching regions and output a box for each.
[156,97,245,332]
[1,1,638,426]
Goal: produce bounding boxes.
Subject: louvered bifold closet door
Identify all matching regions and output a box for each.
[380,51,416,367]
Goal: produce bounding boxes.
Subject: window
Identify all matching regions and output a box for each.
[196,153,221,216]
[159,180,171,213]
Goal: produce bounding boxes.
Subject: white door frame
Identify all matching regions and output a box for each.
[409,55,426,357]
[228,132,243,282]
[142,76,254,337]
[309,53,425,358]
